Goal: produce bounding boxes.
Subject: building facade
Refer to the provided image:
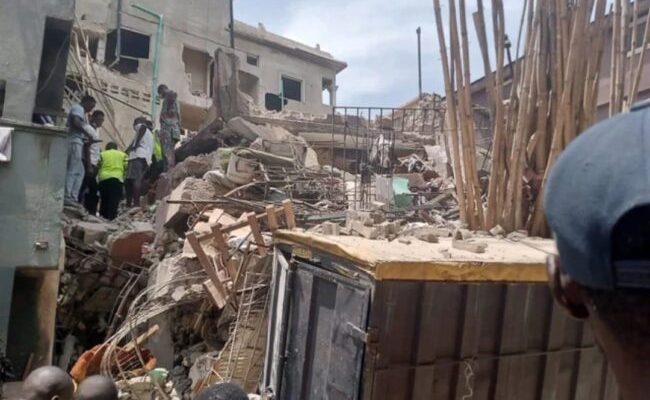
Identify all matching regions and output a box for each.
[70,0,346,146]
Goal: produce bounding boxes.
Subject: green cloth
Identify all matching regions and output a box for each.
[393,177,412,208]
[98,149,128,183]
[153,131,163,162]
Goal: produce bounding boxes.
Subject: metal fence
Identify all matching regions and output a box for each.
[327,105,446,210]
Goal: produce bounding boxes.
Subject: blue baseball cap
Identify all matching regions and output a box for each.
[545,100,650,290]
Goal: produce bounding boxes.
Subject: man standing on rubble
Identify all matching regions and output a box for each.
[64,95,96,204]
[125,117,153,208]
[97,142,127,220]
[545,101,650,400]
[157,84,181,171]
[78,110,105,214]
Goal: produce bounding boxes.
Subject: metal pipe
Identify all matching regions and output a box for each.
[130,2,163,123]
[416,27,422,100]
[108,0,123,68]
[229,0,235,48]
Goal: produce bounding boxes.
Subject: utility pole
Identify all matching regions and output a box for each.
[230,0,235,48]
[417,27,422,99]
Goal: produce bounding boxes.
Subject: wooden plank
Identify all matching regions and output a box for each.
[539,299,568,399]
[573,327,602,400]
[493,285,530,399]
[266,204,279,231]
[196,205,285,241]
[210,224,238,279]
[282,199,296,229]
[411,284,440,400]
[247,212,268,256]
[453,285,482,399]
[187,233,228,309]
[123,324,160,352]
[203,279,227,309]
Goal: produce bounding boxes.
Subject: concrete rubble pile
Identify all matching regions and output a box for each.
[57,111,353,398]
[56,47,465,397]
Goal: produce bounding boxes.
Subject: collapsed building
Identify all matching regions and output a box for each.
[67,0,347,147]
[0,0,641,398]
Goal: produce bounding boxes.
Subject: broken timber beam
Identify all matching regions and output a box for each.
[187,233,228,308]
[247,212,268,256]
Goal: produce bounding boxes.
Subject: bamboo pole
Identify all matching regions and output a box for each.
[458,0,486,228]
[610,0,622,116]
[618,0,629,111]
[433,0,468,224]
[629,6,650,105]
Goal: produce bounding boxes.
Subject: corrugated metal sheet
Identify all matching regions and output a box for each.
[364,281,618,400]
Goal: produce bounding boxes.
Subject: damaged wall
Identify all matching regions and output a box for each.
[0,0,75,121]
[232,21,346,117]
[70,0,347,146]
[71,0,232,143]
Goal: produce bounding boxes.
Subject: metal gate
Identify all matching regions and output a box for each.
[280,261,371,399]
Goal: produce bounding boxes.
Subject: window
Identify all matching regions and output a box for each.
[105,29,150,73]
[246,54,259,66]
[239,70,260,101]
[182,47,212,96]
[322,78,334,106]
[282,76,302,102]
[35,17,72,115]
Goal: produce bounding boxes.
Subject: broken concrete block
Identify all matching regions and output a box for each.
[415,231,439,243]
[452,238,488,254]
[155,172,173,200]
[170,154,215,188]
[489,225,506,237]
[321,221,341,236]
[350,220,381,239]
[398,237,412,245]
[440,248,452,258]
[378,221,400,236]
[155,177,217,234]
[107,222,155,264]
[507,230,529,242]
[346,210,373,229]
[227,116,265,141]
[453,229,473,241]
[72,221,117,245]
[370,201,389,211]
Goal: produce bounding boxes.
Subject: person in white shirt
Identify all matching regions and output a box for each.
[125,116,154,208]
[78,110,104,214]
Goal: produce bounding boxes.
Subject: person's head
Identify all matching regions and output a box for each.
[75,375,118,400]
[133,116,148,130]
[90,110,105,128]
[195,382,248,400]
[157,84,169,97]
[105,142,118,151]
[22,366,74,400]
[80,95,96,113]
[545,100,650,397]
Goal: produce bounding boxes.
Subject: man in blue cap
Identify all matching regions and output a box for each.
[545,101,650,400]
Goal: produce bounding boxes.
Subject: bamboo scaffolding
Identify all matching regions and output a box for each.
[433,0,648,235]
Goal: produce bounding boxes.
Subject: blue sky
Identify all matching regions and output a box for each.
[235,0,526,108]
